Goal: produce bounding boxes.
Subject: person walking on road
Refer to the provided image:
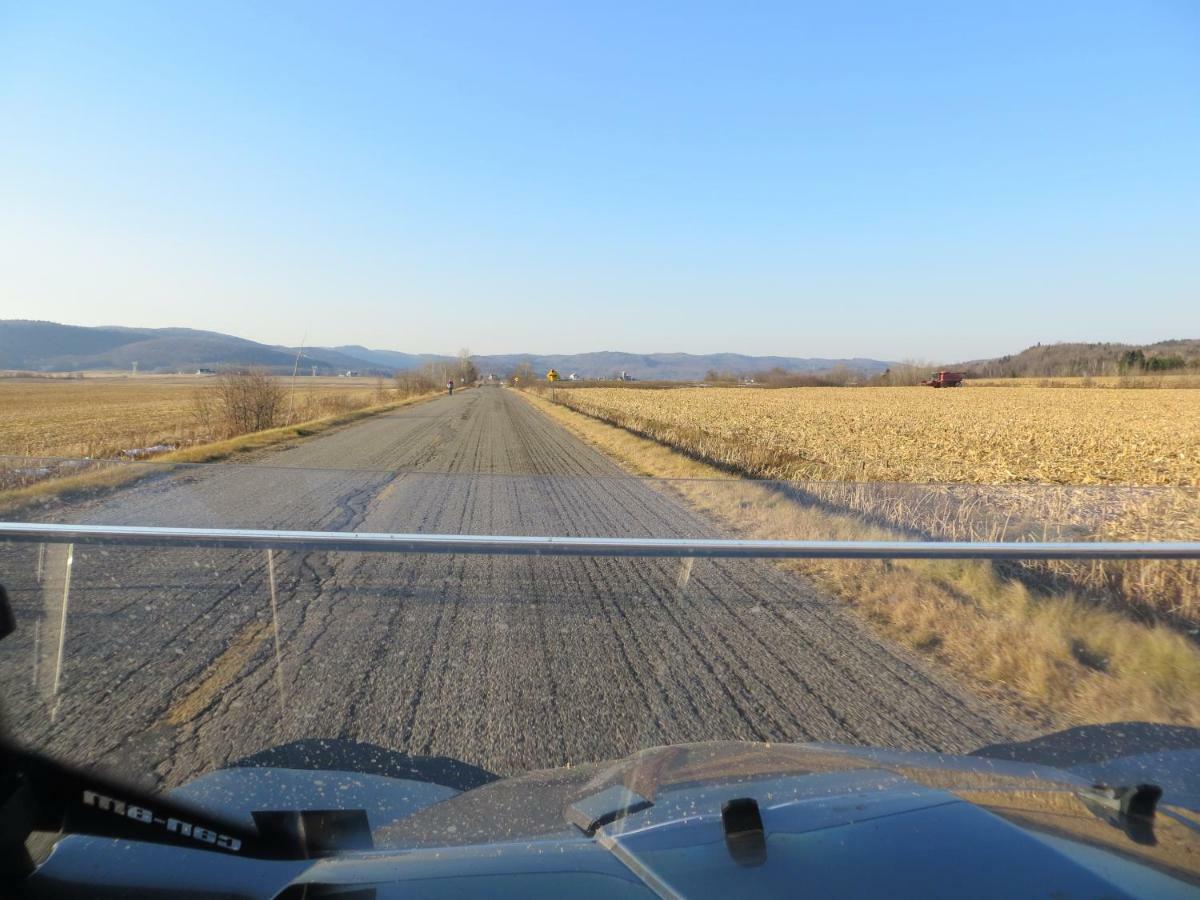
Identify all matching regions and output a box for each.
[447,379,454,396]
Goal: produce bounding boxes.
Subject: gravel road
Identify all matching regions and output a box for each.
[0,386,1023,788]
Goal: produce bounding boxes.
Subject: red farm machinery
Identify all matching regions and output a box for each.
[922,371,965,388]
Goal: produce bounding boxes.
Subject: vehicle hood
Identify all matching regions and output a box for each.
[25,737,1200,899]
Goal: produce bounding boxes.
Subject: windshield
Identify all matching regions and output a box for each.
[2,416,1199,791]
[2,2,1200,893]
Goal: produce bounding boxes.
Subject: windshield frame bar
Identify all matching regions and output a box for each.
[1,522,1199,560]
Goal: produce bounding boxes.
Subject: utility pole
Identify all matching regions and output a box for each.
[287,335,306,422]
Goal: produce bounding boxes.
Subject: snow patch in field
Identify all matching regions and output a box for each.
[120,444,176,459]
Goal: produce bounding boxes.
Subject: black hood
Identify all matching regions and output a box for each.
[21,731,1200,899]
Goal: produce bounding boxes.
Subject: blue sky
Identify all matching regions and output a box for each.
[1,1,1197,359]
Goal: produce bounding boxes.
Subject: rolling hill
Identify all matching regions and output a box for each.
[962,340,1200,377]
[469,351,889,381]
[5,321,1195,381]
[0,321,392,374]
[0,321,890,380]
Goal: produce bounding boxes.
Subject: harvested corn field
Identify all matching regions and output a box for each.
[0,375,384,459]
[539,385,1200,625]
[547,385,1200,487]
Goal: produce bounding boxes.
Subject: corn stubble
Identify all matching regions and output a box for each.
[549,385,1200,625]
[554,385,1199,486]
[0,377,380,460]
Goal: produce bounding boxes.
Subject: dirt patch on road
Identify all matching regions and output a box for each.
[165,618,272,727]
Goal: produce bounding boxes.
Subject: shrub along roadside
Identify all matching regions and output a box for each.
[192,368,444,441]
[516,388,1200,729]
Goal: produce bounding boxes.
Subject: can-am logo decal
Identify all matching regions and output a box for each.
[82,789,243,852]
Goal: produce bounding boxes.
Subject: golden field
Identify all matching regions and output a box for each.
[0,374,385,459]
[542,384,1200,626]
[970,374,1200,389]
[548,385,1200,486]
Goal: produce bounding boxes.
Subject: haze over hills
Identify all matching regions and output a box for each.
[472,351,890,380]
[0,321,378,374]
[3,321,1196,381]
[332,345,461,371]
[0,321,891,380]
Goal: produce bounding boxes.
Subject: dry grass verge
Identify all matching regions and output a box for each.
[517,389,1200,729]
[0,391,440,516]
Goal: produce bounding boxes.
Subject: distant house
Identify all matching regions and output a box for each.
[568,372,579,381]
[195,368,216,375]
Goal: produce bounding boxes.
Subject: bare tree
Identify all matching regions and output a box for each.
[508,361,536,386]
[209,368,286,435]
[873,361,938,386]
[394,368,435,396]
[457,348,479,384]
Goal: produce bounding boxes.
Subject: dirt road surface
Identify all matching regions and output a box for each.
[0,387,1023,788]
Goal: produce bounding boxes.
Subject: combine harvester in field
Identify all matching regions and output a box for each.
[922,371,965,388]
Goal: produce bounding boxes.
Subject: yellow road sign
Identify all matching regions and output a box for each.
[546,369,559,382]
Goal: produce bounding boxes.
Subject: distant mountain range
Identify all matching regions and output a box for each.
[0,321,891,380]
[470,351,891,380]
[12,320,1189,381]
